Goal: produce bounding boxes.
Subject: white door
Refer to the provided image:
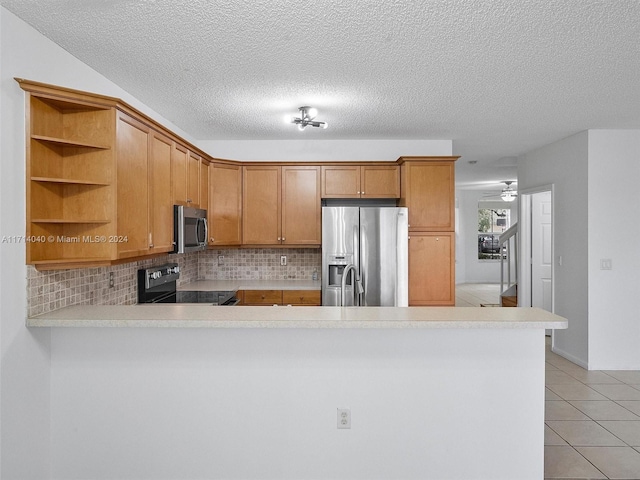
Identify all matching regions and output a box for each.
[531,191,552,312]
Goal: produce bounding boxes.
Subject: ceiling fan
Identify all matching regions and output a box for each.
[481,181,518,202]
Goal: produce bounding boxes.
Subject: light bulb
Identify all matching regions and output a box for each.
[307,107,318,119]
[321,122,328,129]
[297,124,305,131]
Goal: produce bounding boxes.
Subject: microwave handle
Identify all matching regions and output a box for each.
[199,217,208,245]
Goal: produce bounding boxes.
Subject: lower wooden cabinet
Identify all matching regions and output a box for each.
[282,290,321,305]
[408,232,455,306]
[239,289,321,306]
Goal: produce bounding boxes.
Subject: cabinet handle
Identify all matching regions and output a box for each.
[282,237,285,242]
[362,191,365,195]
[149,244,154,248]
[187,198,192,203]
[277,237,281,241]
[210,237,214,242]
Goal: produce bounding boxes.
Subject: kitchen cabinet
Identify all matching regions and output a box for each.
[400,160,455,231]
[172,144,202,208]
[321,165,399,198]
[19,79,216,269]
[116,113,174,259]
[399,157,458,306]
[282,290,321,305]
[408,232,455,306]
[148,130,174,253]
[200,159,209,221]
[208,163,242,246]
[243,165,320,245]
[116,112,149,259]
[240,289,321,306]
[23,88,116,268]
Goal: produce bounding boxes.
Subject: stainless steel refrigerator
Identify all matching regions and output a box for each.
[322,206,408,306]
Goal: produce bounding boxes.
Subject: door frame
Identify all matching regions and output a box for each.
[518,184,555,314]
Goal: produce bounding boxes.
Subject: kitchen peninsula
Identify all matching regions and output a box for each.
[30,305,566,479]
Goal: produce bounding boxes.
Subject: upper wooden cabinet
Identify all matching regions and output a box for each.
[116,112,150,259]
[172,144,202,208]
[243,165,321,246]
[24,89,116,268]
[209,163,242,246]
[243,165,280,245]
[321,165,399,198]
[281,166,321,245]
[116,114,174,259]
[148,131,174,253]
[18,79,211,269]
[400,159,455,231]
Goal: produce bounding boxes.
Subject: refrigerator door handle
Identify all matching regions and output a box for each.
[359,223,367,306]
[396,209,409,307]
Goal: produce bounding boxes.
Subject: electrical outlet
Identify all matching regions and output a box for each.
[600,258,612,270]
[280,255,287,266]
[218,255,224,265]
[109,272,114,288]
[337,408,351,429]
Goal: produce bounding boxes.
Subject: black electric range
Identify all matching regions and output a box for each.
[137,263,238,305]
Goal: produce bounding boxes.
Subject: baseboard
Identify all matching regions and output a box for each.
[551,345,588,369]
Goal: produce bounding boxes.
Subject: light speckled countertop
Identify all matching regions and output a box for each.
[177,279,321,291]
[27,305,568,329]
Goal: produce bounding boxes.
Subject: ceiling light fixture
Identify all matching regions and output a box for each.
[501,181,517,202]
[289,106,328,130]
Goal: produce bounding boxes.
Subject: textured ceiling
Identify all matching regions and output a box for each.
[2,0,639,188]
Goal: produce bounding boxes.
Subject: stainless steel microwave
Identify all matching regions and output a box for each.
[173,205,208,253]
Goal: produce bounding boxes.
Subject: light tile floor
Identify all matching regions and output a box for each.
[456,284,640,479]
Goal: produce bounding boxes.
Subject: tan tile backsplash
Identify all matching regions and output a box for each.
[27,248,321,316]
[199,248,321,280]
[26,253,199,317]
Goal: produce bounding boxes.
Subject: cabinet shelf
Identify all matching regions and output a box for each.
[31,176,110,186]
[31,134,110,150]
[31,219,111,224]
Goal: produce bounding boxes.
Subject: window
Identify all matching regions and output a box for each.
[478,207,510,260]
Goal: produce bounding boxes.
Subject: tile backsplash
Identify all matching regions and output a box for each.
[27,248,321,316]
[27,253,199,317]
[200,248,321,280]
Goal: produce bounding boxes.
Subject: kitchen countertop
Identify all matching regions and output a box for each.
[177,279,321,291]
[27,305,567,329]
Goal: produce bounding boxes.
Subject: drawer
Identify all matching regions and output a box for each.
[282,290,321,305]
[242,290,283,305]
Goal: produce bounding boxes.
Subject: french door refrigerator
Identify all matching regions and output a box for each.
[321,206,408,306]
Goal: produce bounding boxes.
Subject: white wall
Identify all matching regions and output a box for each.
[50,327,546,480]
[587,130,640,369]
[199,139,452,161]
[0,8,198,478]
[519,132,589,367]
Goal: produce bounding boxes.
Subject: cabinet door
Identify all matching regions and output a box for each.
[172,143,188,206]
[187,151,200,207]
[242,290,283,305]
[361,165,400,198]
[404,162,455,231]
[116,113,150,258]
[282,290,321,305]
[282,166,321,245]
[321,165,361,198]
[210,163,242,245]
[149,131,174,253]
[243,166,281,244]
[200,160,209,217]
[408,232,455,306]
